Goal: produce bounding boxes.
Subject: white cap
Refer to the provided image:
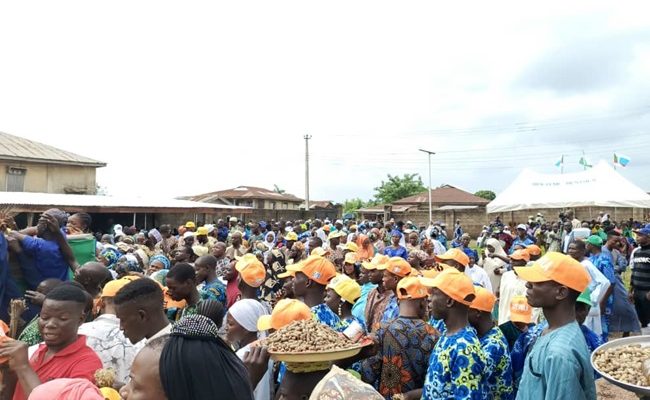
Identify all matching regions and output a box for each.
[516,223,527,230]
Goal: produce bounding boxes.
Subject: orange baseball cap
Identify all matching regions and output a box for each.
[236,254,266,288]
[526,245,541,257]
[101,276,140,297]
[510,249,530,262]
[419,268,476,305]
[286,255,336,285]
[469,286,496,313]
[377,257,412,277]
[397,276,429,300]
[257,299,312,331]
[361,254,389,270]
[509,295,532,324]
[419,264,451,279]
[435,248,469,267]
[514,251,591,293]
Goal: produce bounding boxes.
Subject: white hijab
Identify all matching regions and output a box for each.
[485,238,507,259]
[229,299,270,339]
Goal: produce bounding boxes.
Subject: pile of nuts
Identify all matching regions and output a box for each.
[264,319,355,352]
[593,344,650,386]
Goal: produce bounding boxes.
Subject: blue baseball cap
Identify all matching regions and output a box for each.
[635,224,650,236]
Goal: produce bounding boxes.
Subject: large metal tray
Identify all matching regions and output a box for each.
[591,336,650,396]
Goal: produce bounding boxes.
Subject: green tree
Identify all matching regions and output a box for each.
[343,198,365,214]
[474,190,496,201]
[374,173,427,204]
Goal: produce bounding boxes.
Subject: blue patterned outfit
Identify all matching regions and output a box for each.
[511,321,547,391]
[383,246,408,259]
[479,327,514,400]
[362,317,439,399]
[311,303,344,331]
[199,278,227,307]
[428,317,447,336]
[380,294,399,324]
[422,325,487,400]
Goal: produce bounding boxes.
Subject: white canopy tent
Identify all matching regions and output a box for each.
[487,161,650,213]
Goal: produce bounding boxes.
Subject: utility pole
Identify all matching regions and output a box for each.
[418,148,435,225]
[304,134,312,211]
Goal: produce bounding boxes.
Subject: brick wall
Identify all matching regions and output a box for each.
[489,207,649,226]
[153,209,341,228]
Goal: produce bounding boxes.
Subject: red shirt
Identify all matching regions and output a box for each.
[13,335,102,400]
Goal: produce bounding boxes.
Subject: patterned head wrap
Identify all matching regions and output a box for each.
[149,254,171,270]
[115,254,143,276]
[171,314,220,338]
[100,247,121,269]
[148,229,163,244]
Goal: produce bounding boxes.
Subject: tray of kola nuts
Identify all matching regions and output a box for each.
[592,336,650,396]
[261,319,366,363]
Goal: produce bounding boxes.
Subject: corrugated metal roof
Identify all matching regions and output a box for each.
[0,192,251,213]
[0,132,106,167]
[393,185,489,206]
[436,205,480,210]
[188,186,303,203]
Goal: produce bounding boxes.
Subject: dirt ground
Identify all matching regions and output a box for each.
[597,379,639,400]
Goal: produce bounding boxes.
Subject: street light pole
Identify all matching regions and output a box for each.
[418,149,435,225]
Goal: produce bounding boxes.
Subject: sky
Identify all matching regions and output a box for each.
[1,1,650,203]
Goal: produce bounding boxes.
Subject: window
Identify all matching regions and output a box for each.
[283,202,288,209]
[6,167,26,192]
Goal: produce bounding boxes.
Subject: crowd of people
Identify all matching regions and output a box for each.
[0,208,648,399]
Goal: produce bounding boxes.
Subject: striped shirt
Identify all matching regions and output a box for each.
[631,246,650,290]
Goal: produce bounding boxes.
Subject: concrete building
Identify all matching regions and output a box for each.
[0,131,105,194]
[300,200,342,221]
[187,186,304,210]
[358,185,490,237]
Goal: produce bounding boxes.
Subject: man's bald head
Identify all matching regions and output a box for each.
[75,262,113,297]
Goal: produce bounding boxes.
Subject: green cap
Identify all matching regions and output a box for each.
[577,288,592,306]
[586,235,603,247]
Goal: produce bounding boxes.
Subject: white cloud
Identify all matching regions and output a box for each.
[1,0,649,204]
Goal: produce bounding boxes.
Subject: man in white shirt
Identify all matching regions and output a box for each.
[114,278,172,349]
[465,255,492,293]
[79,277,141,385]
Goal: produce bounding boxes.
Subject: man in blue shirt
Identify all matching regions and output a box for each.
[510,224,534,254]
[9,209,77,284]
[514,252,596,400]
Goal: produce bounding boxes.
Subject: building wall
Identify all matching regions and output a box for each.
[489,207,649,226]
[360,208,489,238]
[0,161,97,194]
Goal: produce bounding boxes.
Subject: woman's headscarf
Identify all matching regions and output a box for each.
[113,224,124,239]
[100,247,121,269]
[485,238,507,258]
[150,254,171,270]
[115,254,143,276]
[263,231,276,251]
[356,234,375,261]
[148,228,163,244]
[228,299,270,339]
[28,378,104,400]
[149,269,169,287]
[160,315,255,400]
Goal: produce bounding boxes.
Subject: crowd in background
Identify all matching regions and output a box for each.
[0,208,648,399]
